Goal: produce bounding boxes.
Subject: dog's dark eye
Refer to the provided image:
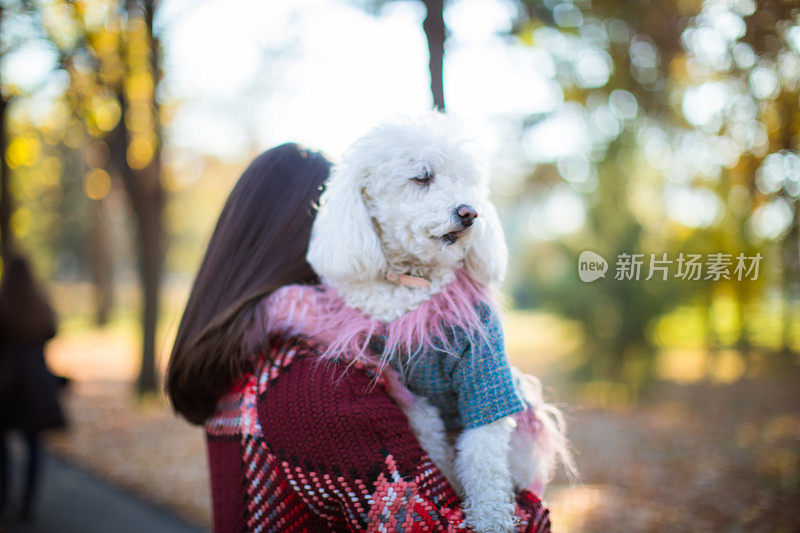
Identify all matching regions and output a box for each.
[412,170,433,185]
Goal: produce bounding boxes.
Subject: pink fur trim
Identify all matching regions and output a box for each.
[257,269,494,372]
[248,271,578,491]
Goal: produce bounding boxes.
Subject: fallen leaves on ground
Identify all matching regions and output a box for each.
[547,373,800,532]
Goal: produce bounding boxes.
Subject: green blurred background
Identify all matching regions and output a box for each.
[1,0,798,530]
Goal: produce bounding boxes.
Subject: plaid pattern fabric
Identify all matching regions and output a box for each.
[396,304,526,430]
[205,335,551,533]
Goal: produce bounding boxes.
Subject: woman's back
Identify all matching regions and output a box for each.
[206,334,550,532]
[0,340,64,433]
[0,255,63,434]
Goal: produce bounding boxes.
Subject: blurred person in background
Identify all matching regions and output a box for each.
[167,143,551,532]
[0,253,66,522]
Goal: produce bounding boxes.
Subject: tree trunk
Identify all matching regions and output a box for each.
[734,282,750,360]
[704,289,720,380]
[104,0,164,394]
[778,99,799,362]
[107,133,163,394]
[89,198,113,325]
[422,0,446,110]
[135,0,164,394]
[780,199,799,360]
[134,181,162,394]
[107,111,163,393]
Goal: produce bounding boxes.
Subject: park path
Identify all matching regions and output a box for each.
[0,447,208,533]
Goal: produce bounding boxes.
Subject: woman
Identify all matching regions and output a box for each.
[0,253,65,522]
[166,143,551,532]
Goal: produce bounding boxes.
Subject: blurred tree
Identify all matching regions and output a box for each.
[673,0,799,362]
[30,0,166,392]
[508,0,694,386]
[1,2,16,253]
[112,0,164,393]
[0,0,83,273]
[1,0,114,304]
[736,2,800,360]
[0,52,7,254]
[84,141,114,325]
[89,183,113,325]
[509,0,799,384]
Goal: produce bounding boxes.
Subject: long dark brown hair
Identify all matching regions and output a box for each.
[166,143,331,425]
[0,253,57,344]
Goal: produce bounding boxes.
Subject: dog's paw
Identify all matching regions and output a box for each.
[463,497,517,533]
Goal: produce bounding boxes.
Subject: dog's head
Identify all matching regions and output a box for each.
[307,113,507,287]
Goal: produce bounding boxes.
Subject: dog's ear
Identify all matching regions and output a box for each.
[307,164,386,283]
[464,202,508,285]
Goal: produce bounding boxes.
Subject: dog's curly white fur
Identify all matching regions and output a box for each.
[307,113,507,322]
[307,112,571,531]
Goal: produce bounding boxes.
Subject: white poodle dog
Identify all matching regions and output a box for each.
[306,112,574,532]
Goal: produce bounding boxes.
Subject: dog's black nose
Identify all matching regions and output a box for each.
[456,204,477,227]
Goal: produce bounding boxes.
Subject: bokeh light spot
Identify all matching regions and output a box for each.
[83,168,112,200]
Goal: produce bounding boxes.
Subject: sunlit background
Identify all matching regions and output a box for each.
[1,0,799,531]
